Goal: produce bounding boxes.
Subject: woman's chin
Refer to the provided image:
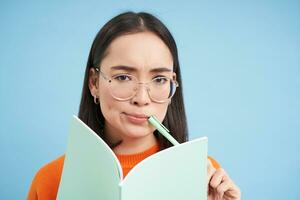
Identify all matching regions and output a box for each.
[125,131,151,139]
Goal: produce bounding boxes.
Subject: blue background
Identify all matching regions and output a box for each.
[1,0,299,199]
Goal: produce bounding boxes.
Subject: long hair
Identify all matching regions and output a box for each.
[78,11,188,150]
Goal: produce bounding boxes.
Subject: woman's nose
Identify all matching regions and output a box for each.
[130,85,151,106]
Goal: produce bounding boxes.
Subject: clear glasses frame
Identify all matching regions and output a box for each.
[94,67,179,103]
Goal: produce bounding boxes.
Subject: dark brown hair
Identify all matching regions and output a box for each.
[78,11,188,150]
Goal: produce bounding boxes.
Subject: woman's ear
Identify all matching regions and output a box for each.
[88,68,99,97]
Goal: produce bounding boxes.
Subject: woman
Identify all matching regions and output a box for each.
[27,11,241,200]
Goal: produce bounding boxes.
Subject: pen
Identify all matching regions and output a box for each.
[148,115,180,146]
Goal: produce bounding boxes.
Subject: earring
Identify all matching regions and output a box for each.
[94,95,100,104]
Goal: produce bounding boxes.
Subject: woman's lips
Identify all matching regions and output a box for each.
[124,113,149,124]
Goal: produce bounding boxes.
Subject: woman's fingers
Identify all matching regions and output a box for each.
[207,159,242,200]
[207,159,216,183]
[217,179,241,199]
[210,168,227,188]
[216,178,231,197]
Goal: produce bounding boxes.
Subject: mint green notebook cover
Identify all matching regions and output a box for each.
[57,115,208,200]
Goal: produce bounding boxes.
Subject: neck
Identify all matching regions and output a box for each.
[112,133,158,155]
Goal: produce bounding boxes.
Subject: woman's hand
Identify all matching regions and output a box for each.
[207,159,241,200]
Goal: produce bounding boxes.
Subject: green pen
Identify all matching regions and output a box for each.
[148,115,180,146]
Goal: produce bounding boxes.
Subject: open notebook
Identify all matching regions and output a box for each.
[57,115,208,200]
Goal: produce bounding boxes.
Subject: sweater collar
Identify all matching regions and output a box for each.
[115,143,160,167]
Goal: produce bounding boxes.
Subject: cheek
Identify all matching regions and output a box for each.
[98,89,131,125]
[154,103,169,122]
[98,87,118,119]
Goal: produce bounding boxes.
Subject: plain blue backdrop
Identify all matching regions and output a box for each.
[0,0,299,199]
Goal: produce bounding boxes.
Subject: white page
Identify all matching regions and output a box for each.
[57,116,122,200]
[120,137,208,200]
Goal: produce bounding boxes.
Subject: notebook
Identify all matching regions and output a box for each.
[57,115,208,200]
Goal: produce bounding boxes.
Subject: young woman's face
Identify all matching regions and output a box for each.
[92,31,174,143]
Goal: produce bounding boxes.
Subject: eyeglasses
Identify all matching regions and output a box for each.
[95,67,179,103]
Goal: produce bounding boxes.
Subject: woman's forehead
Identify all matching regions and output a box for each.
[101,32,173,70]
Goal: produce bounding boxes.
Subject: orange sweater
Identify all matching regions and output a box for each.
[27,144,220,200]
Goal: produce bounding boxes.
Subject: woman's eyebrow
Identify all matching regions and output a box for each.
[110,65,172,72]
[150,67,172,73]
[110,65,136,72]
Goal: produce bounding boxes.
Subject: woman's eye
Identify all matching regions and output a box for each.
[114,75,132,81]
[153,76,168,85]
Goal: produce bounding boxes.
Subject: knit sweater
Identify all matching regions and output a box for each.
[27,143,220,200]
